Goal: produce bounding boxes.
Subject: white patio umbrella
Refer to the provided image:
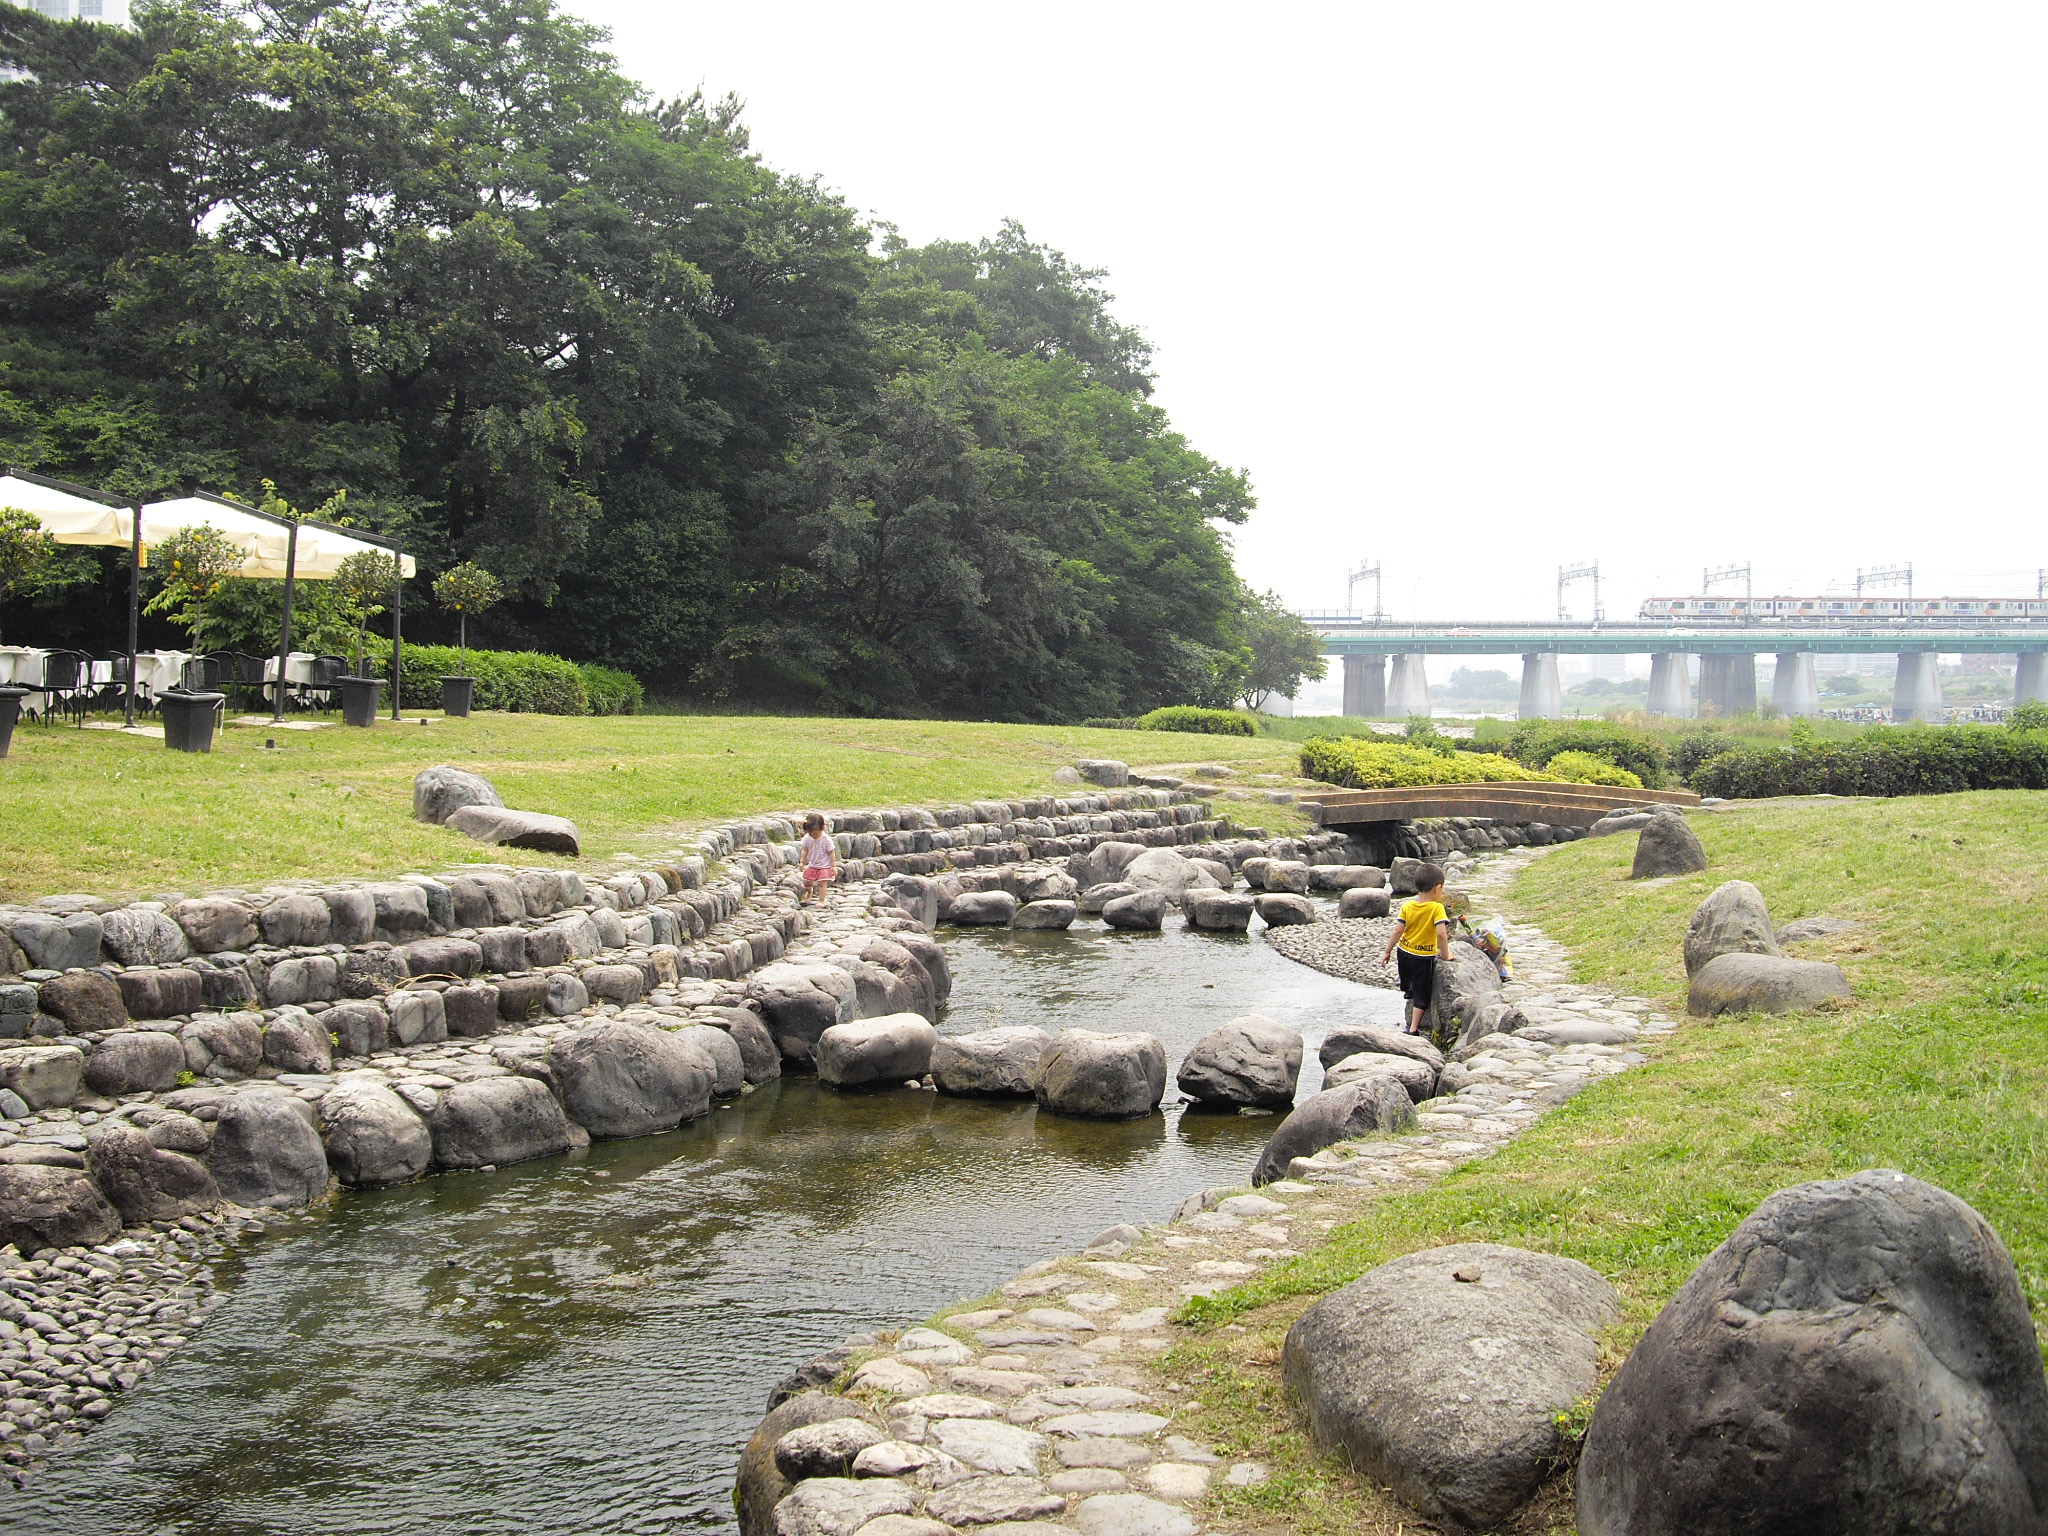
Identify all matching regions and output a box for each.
[0,472,131,544]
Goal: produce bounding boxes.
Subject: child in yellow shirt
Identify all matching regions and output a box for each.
[1379,863,1451,1036]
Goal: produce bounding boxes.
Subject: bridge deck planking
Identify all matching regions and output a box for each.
[1302,781,1700,829]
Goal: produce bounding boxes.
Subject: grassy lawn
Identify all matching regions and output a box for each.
[1168,790,2047,1535]
[0,711,1314,902]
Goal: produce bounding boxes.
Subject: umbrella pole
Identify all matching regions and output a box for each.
[123,502,141,727]
[391,541,403,721]
[273,520,298,725]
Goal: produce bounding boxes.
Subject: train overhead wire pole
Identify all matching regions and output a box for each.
[1703,563,1752,600]
[1557,562,1603,624]
[1857,563,1913,600]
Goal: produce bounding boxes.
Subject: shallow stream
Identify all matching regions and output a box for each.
[10,917,1401,1536]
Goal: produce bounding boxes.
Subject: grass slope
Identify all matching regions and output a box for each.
[0,713,1310,901]
[1170,790,2047,1535]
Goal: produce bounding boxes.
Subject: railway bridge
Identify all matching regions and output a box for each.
[1309,620,2048,722]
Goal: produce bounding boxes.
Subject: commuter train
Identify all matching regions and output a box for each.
[1640,595,2047,621]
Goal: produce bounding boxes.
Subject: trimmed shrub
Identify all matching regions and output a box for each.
[1543,750,1644,788]
[2010,701,2048,732]
[1673,729,1741,782]
[1300,738,1554,789]
[1081,717,1138,730]
[1689,726,2048,798]
[398,645,590,715]
[1136,706,1256,737]
[1506,720,1670,786]
[581,664,643,716]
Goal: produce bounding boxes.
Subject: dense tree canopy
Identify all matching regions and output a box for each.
[0,0,1313,718]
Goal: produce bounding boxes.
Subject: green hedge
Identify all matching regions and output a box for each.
[1135,706,1256,737]
[1544,750,1643,788]
[1507,720,1670,787]
[397,646,600,715]
[1301,738,1554,789]
[1673,729,1741,781]
[1689,726,2048,798]
[1081,717,1138,730]
[581,664,644,716]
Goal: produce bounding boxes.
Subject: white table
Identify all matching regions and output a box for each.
[0,647,48,686]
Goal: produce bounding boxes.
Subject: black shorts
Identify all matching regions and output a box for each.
[1395,947,1436,1012]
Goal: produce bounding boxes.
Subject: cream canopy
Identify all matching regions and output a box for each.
[137,495,417,579]
[0,472,129,543]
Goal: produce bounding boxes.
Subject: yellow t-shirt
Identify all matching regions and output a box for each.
[1396,898,1448,957]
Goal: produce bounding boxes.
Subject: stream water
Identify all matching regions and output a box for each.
[8,916,1402,1536]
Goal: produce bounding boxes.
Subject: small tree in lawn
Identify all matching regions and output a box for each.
[432,561,503,675]
[331,549,403,676]
[0,507,59,645]
[143,526,246,654]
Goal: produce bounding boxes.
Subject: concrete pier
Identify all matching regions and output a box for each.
[1698,654,1758,717]
[1771,652,1821,717]
[1518,652,1563,720]
[1647,652,1694,718]
[1893,652,1944,723]
[2018,652,2047,707]
[1342,654,1386,718]
[1387,653,1432,716]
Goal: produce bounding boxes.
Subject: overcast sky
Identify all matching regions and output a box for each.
[567,1,2045,624]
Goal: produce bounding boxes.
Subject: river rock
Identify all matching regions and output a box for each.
[1101,891,1169,931]
[255,892,330,948]
[1078,882,1136,914]
[170,896,259,953]
[704,1006,783,1085]
[544,973,588,1017]
[1262,860,1310,895]
[116,965,205,1019]
[1253,893,1315,927]
[949,891,1018,926]
[1014,899,1078,931]
[1317,1022,1444,1073]
[446,805,582,856]
[1073,1493,1196,1536]
[1309,864,1386,892]
[0,1163,120,1252]
[1684,880,1781,977]
[1687,952,1851,1015]
[442,983,500,1037]
[1284,1242,1619,1532]
[1122,849,1220,903]
[1175,1015,1302,1110]
[11,911,103,971]
[1183,890,1254,931]
[773,1478,915,1536]
[413,765,505,824]
[341,945,410,998]
[429,1076,573,1168]
[584,964,649,1005]
[100,906,192,966]
[1017,868,1081,905]
[549,1017,714,1137]
[737,1391,888,1536]
[320,1080,433,1185]
[1338,887,1392,919]
[925,1476,1065,1526]
[1035,1029,1166,1119]
[36,970,128,1032]
[0,1043,84,1109]
[324,999,390,1058]
[890,929,951,1006]
[1324,1051,1437,1101]
[259,1008,334,1074]
[178,1013,260,1078]
[932,1026,1055,1097]
[673,1023,746,1097]
[403,936,483,980]
[208,1090,331,1208]
[1389,857,1428,895]
[1578,1171,2048,1536]
[749,963,858,1070]
[858,937,935,1019]
[1426,941,1504,1039]
[1251,1079,1416,1185]
[1075,759,1130,788]
[775,1417,890,1481]
[817,1014,938,1089]
[320,888,376,945]
[1073,841,1147,891]
[1631,815,1707,878]
[844,960,914,1020]
[84,1029,186,1095]
[929,1419,1050,1475]
[85,1124,219,1223]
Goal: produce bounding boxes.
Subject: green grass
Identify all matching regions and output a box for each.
[1168,790,2047,1535]
[0,710,1314,901]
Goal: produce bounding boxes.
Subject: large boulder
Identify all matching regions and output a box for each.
[1034,1029,1167,1119]
[1101,891,1169,931]
[1309,864,1386,892]
[1013,899,1078,931]
[1175,1015,1303,1110]
[1684,880,1781,977]
[857,937,936,1019]
[1318,1022,1445,1074]
[84,1030,187,1096]
[36,971,128,1033]
[673,1023,746,1097]
[207,1090,331,1209]
[771,1478,914,1536]
[1578,1172,2048,1536]
[947,891,1018,927]
[736,1392,886,1536]
[100,906,191,966]
[548,1018,715,1138]
[816,1014,938,1089]
[1338,887,1392,920]
[170,896,259,954]
[1252,1079,1416,1185]
[1074,759,1130,787]
[1688,952,1851,1016]
[703,1006,782,1085]
[1253,893,1316,927]
[0,1044,85,1109]
[1285,1243,1620,1532]
[261,1009,334,1074]
[1072,841,1148,892]
[748,963,857,1070]
[1122,848,1221,903]
[1182,890,1254,931]
[319,1080,433,1185]
[930,1026,1052,1097]
[428,1076,574,1168]
[412,765,505,824]
[10,911,104,971]
[1426,941,1504,1039]
[445,804,581,856]
[1325,1051,1437,1102]
[113,966,203,1020]
[1017,868,1081,905]
[1631,814,1708,879]
[889,929,951,1007]
[1262,860,1311,895]
[0,1163,120,1252]
[182,1013,264,1077]
[85,1124,219,1223]
[258,893,332,948]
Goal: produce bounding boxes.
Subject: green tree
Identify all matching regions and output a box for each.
[1236,588,1327,708]
[432,560,502,671]
[330,549,402,674]
[0,507,59,643]
[143,525,245,652]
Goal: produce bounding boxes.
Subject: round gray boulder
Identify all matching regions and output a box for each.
[83,1030,186,1096]
[1101,891,1169,931]
[816,1013,938,1089]
[673,1022,746,1097]
[703,1006,782,1085]
[1035,1029,1167,1119]
[1324,1051,1438,1102]
[1253,893,1316,927]
[0,1163,120,1253]
[1252,1079,1416,1185]
[412,765,505,825]
[747,962,858,1070]
[1078,881,1137,914]
[549,1018,715,1137]
[1631,814,1708,878]
[427,1076,574,1169]
[85,1124,218,1223]
[1687,952,1851,1016]
[930,1025,1052,1097]
[1123,848,1222,902]
[1685,879,1781,977]
[1175,1015,1303,1110]
[773,1417,888,1481]
[207,1090,331,1209]
[1013,899,1078,931]
[319,1080,433,1186]
[100,906,191,966]
[1338,887,1392,920]
[261,1009,334,1075]
[736,1393,887,1536]
[1183,890,1255,931]
[947,891,1018,927]
[1319,1022,1445,1074]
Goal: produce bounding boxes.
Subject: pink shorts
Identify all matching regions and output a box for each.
[802,866,835,883]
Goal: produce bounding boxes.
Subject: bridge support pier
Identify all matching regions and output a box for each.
[1387,654,1431,716]
[1341,655,1386,718]
[1518,652,1563,719]
[2016,652,2047,707]
[1771,652,1821,717]
[1893,652,1944,722]
[1698,654,1758,716]
[1647,652,1694,717]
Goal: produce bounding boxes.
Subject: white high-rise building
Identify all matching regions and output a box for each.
[25,0,127,20]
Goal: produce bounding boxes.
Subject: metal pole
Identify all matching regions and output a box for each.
[123,502,142,727]
[391,543,403,720]
[272,520,298,724]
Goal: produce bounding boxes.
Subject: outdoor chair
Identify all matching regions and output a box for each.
[20,649,93,726]
[181,655,229,693]
[93,654,137,715]
[295,655,349,711]
[224,651,266,711]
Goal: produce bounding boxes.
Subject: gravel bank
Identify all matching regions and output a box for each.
[1262,916,1400,988]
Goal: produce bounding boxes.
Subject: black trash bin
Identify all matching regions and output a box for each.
[339,675,385,728]
[0,686,27,760]
[440,675,475,719]
[159,689,225,753]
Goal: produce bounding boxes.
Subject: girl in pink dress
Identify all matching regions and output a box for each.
[798,814,837,903]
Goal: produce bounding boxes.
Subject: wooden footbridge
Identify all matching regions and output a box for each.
[1300,782,1700,830]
